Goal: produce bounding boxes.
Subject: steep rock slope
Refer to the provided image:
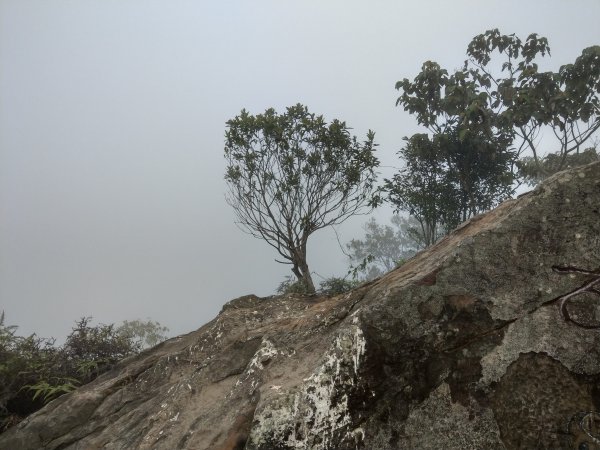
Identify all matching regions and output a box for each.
[2,162,600,449]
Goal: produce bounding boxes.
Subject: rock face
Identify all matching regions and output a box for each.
[2,162,600,450]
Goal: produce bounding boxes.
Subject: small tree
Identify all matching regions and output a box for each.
[346,216,422,280]
[117,319,169,350]
[224,104,379,293]
[385,135,453,246]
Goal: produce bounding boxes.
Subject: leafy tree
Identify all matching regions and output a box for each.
[465,29,600,178]
[395,59,513,142]
[224,104,379,293]
[385,129,515,245]
[346,215,422,280]
[392,41,517,238]
[438,129,515,225]
[385,135,451,247]
[390,30,600,239]
[387,29,600,240]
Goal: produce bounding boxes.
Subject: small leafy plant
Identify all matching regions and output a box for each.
[22,378,79,403]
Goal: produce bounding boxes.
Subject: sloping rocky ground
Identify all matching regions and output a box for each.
[1,162,599,450]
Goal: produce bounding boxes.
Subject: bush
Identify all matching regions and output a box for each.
[276,276,313,295]
[60,317,141,384]
[318,277,360,296]
[0,313,61,429]
[276,275,360,296]
[0,313,168,433]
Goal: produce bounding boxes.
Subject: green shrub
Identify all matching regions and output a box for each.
[318,277,360,296]
[276,275,360,296]
[0,314,59,429]
[0,313,168,433]
[276,276,312,295]
[61,317,140,384]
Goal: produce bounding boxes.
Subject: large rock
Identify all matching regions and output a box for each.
[2,162,600,450]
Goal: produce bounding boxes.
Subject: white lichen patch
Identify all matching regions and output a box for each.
[233,339,282,392]
[246,339,279,373]
[479,305,600,386]
[352,326,366,375]
[248,324,367,449]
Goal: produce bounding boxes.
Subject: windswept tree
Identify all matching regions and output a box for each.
[224,104,379,293]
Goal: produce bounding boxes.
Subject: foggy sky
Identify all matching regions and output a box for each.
[1,1,599,341]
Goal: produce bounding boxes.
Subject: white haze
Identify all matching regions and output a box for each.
[1,0,599,341]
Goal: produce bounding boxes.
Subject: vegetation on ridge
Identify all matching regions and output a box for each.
[0,313,168,432]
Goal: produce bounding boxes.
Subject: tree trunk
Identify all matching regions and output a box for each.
[290,245,316,294]
[297,261,316,294]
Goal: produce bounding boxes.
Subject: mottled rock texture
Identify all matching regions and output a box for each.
[2,162,600,449]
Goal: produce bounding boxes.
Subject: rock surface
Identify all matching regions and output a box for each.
[2,162,600,450]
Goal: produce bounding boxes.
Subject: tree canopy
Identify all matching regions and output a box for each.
[224,104,379,293]
[390,36,518,242]
[387,30,599,246]
[465,30,600,177]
